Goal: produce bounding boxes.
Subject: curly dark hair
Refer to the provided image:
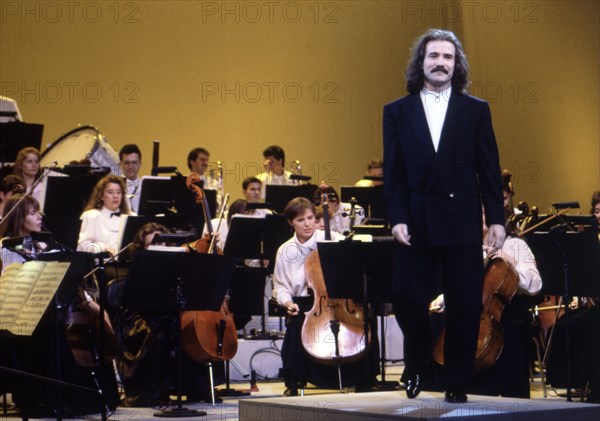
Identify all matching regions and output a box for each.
[405,28,470,94]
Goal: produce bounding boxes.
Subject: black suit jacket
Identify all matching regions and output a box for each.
[383,91,504,247]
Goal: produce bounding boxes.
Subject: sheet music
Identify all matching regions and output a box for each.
[0,261,70,336]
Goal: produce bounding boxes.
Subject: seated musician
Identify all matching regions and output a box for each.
[77,175,131,256]
[272,197,378,396]
[114,222,224,406]
[243,176,273,217]
[0,195,119,416]
[12,147,43,204]
[355,159,383,187]
[256,145,295,199]
[546,189,600,403]
[315,185,364,235]
[428,172,541,399]
[0,194,46,272]
[429,207,542,398]
[0,174,26,219]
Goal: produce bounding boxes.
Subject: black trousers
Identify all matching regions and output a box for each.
[392,245,483,393]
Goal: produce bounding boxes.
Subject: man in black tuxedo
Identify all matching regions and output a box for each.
[383,29,506,403]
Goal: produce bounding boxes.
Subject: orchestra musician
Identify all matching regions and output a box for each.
[272,197,378,396]
[119,144,142,213]
[256,145,294,199]
[187,147,222,207]
[314,185,364,235]
[429,200,543,398]
[77,175,131,256]
[355,159,383,187]
[0,194,46,271]
[383,28,505,403]
[12,147,44,204]
[0,194,120,416]
[592,190,600,226]
[0,174,26,220]
[545,189,600,403]
[243,176,273,217]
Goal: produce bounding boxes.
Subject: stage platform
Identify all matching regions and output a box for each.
[239,391,600,421]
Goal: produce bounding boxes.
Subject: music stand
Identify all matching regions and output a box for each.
[0,121,44,178]
[215,266,266,397]
[0,253,114,419]
[265,184,318,213]
[138,176,173,216]
[171,176,217,235]
[224,214,291,332]
[317,239,399,391]
[124,250,236,416]
[340,185,386,221]
[526,229,600,401]
[42,174,102,250]
[118,215,179,261]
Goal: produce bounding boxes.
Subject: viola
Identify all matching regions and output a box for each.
[433,257,519,373]
[301,185,370,365]
[180,173,238,363]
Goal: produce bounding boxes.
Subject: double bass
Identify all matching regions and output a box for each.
[180,173,238,363]
[301,187,370,364]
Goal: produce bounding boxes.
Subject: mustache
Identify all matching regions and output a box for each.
[432,66,449,74]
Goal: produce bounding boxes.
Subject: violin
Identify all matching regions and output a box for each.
[433,257,519,373]
[180,173,238,363]
[301,185,369,364]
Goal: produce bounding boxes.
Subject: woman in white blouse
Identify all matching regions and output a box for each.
[272,197,381,396]
[77,175,131,255]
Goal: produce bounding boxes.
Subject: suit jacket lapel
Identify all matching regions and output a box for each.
[436,91,461,157]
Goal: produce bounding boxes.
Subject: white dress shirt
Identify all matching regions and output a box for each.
[272,229,344,307]
[77,207,126,255]
[420,86,452,152]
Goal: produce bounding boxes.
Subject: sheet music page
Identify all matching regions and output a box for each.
[0,261,70,335]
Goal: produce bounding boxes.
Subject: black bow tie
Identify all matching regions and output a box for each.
[110,212,121,218]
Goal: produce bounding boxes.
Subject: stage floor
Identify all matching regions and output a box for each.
[2,365,598,420]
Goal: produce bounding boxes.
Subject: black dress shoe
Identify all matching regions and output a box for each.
[405,374,422,399]
[444,391,468,403]
[283,387,298,397]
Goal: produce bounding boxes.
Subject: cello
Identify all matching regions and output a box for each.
[301,186,370,365]
[180,173,238,363]
[433,256,519,373]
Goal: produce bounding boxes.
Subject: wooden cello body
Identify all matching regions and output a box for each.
[433,257,519,373]
[180,173,238,363]
[300,187,370,365]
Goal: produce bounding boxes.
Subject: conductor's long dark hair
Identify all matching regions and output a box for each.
[405,28,470,95]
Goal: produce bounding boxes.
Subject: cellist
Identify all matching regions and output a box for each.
[429,175,542,398]
[272,197,379,396]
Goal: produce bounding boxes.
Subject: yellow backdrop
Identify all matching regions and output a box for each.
[1,0,598,212]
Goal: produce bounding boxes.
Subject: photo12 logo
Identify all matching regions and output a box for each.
[201,81,340,103]
[200,1,340,24]
[1,1,140,24]
[2,81,140,104]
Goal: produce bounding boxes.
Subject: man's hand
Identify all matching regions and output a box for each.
[486,224,506,252]
[392,223,411,246]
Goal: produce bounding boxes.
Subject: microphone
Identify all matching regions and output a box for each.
[552,201,580,209]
